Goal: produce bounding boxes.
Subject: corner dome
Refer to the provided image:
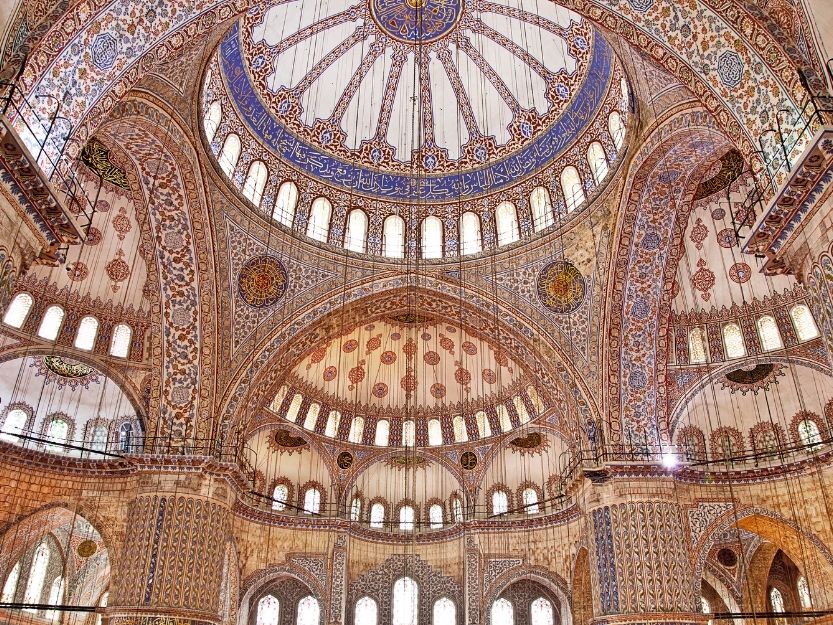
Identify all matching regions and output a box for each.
[201,0,631,259]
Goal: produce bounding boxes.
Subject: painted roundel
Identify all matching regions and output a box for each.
[238,255,288,308]
[537,260,586,313]
[370,0,464,44]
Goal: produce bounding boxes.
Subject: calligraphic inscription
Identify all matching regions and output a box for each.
[370,0,464,43]
[238,255,288,308]
[537,260,586,314]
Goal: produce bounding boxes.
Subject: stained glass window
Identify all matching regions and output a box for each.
[452,497,464,523]
[688,327,707,364]
[303,488,321,514]
[355,596,378,625]
[23,542,50,608]
[399,505,415,531]
[2,561,20,602]
[91,425,108,452]
[428,420,442,446]
[392,577,418,625]
[257,594,280,625]
[421,216,443,259]
[45,576,64,619]
[770,587,785,613]
[453,416,468,443]
[476,412,491,438]
[791,305,820,342]
[118,423,133,452]
[243,160,269,206]
[433,597,455,625]
[587,141,609,184]
[286,394,304,423]
[383,215,405,258]
[74,316,99,351]
[203,101,222,144]
[798,576,812,608]
[492,490,508,515]
[429,504,443,529]
[798,419,822,448]
[1,408,27,441]
[370,503,385,528]
[307,197,332,243]
[47,418,69,451]
[530,186,553,232]
[531,597,554,625]
[490,598,513,625]
[496,202,519,246]
[303,403,319,430]
[349,416,364,444]
[273,181,299,228]
[722,323,746,359]
[272,485,288,511]
[701,597,712,625]
[218,134,241,178]
[514,397,530,424]
[350,497,362,522]
[296,595,319,625]
[609,111,625,150]
[522,488,540,514]
[345,209,368,253]
[110,323,132,358]
[561,166,585,212]
[3,293,33,328]
[324,410,341,437]
[38,305,64,341]
[497,405,512,433]
[527,386,545,415]
[757,316,783,351]
[460,212,482,255]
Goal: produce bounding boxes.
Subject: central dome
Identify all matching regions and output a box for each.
[219,0,613,200]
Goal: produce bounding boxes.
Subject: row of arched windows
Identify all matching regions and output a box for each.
[686,305,819,364]
[0,409,138,454]
[490,596,556,625]
[3,293,134,358]
[205,101,626,259]
[273,385,544,446]
[256,593,320,625]
[1,542,64,616]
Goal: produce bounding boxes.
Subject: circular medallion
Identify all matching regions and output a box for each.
[337,451,354,470]
[238,255,288,308]
[77,540,97,558]
[537,260,586,313]
[370,0,464,44]
[460,451,478,470]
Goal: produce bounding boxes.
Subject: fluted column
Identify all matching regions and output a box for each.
[106,469,235,625]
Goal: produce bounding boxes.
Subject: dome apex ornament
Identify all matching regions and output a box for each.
[370,0,464,44]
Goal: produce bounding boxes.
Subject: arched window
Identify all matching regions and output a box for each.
[345,209,368,253]
[218,133,241,178]
[497,405,512,433]
[355,596,378,625]
[74,315,99,350]
[392,577,418,625]
[496,202,519,246]
[46,418,69,448]
[453,415,468,442]
[399,505,415,531]
[609,111,625,150]
[349,416,365,444]
[273,181,299,228]
[757,315,783,351]
[722,323,746,359]
[798,576,812,608]
[110,323,132,358]
[527,386,545,415]
[587,142,609,184]
[421,216,443,259]
[45,576,64,619]
[350,497,362,522]
[3,293,33,328]
[530,597,554,625]
[257,594,280,625]
[513,396,530,424]
[243,160,269,207]
[791,305,820,341]
[451,496,464,523]
[286,393,304,423]
[1,408,28,441]
[383,215,405,258]
[2,561,20,602]
[429,504,443,529]
[688,327,707,364]
[490,598,513,625]
[272,484,288,511]
[91,425,108,452]
[475,411,491,438]
[23,542,50,606]
[460,212,482,255]
[303,487,321,515]
[296,596,320,625]
[38,305,64,341]
[522,488,540,514]
[621,77,630,108]
[375,420,390,446]
[530,186,553,232]
[428,419,442,446]
[701,597,711,625]
[303,403,320,430]
[370,502,385,528]
[402,420,415,447]
[491,490,508,515]
[118,423,133,452]
[770,587,785,613]
[270,385,289,412]
[324,410,341,437]
[204,101,222,144]
[560,166,585,212]
[95,591,108,625]
[307,197,332,243]
[433,597,455,625]
[798,419,822,448]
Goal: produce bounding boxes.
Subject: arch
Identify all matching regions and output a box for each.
[428,419,442,446]
[587,141,609,184]
[530,186,554,232]
[0,405,30,441]
[3,292,33,328]
[383,215,405,258]
[374,420,390,446]
[398,505,415,531]
[392,577,418,625]
[452,415,468,443]
[722,323,746,359]
[490,598,513,625]
[324,410,341,438]
[109,323,132,358]
[757,315,783,351]
[302,486,321,514]
[491,490,508,516]
[238,567,324,625]
[345,209,368,253]
[307,197,332,243]
[429,504,444,529]
[433,597,455,625]
[296,595,319,625]
[355,596,377,625]
[256,594,280,625]
[218,133,241,178]
[487,567,572,625]
[37,305,64,341]
[271,484,289,511]
[790,304,819,342]
[421,216,443,259]
[203,100,222,144]
[349,416,365,444]
[243,160,269,206]
[74,315,99,351]
[273,180,299,228]
[459,212,482,255]
[608,111,625,150]
[370,502,385,529]
[495,202,519,246]
[560,166,585,212]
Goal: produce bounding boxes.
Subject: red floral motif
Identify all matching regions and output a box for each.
[494,350,509,367]
[445,325,456,332]
[403,338,417,357]
[455,367,472,385]
[67,261,88,282]
[462,341,477,355]
[364,324,375,331]
[307,345,327,370]
[439,334,454,353]
[343,339,359,353]
[380,350,397,365]
[689,217,708,250]
[323,366,337,382]
[430,383,446,399]
[348,360,366,389]
[95,199,111,212]
[420,332,432,341]
[106,249,130,292]
[112,206,132,241]
[482,368,496,384]
[717,228,738,248]
[728,262,751,283]
[691,258,716,301]
[400,368,417,392]
[390,332,401,341]
[84,227,102,246]
[423,350,440,366]
[366,334,382,353]
[372,382,388,398]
